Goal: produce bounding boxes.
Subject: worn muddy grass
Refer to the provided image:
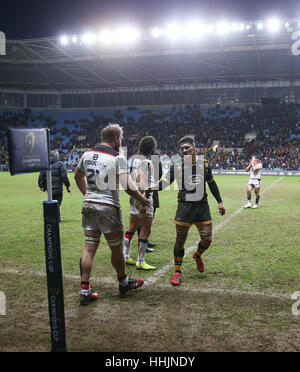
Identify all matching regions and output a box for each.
[0,273,299,352]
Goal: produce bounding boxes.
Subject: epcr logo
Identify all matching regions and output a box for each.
[0,291,6,316]
[25,131,36,153]
[0,31,5,56]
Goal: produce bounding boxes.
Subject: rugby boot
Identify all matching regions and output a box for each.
[80,289,99,306]
[170,272,181,286]
[136,261,156,270]
[125,257,136,265]
[193,252,205,273]
[119,278,144,294]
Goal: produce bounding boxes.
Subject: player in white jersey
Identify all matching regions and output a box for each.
[123,136,157,270]
[244,155,263,209]
[75,124,150,306]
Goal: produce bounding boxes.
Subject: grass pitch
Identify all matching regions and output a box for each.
[0,172,299,352]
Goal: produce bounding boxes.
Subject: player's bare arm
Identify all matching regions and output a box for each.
[245,162,252,172]
[75,167,87,195]
[207,178,226,215]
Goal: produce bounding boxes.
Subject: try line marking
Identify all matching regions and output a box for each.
[144,176,284,287]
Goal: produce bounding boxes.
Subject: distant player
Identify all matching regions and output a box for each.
[75,123,150,306]
[151,135,226,286]
[244,155,263,209]
[123,136,157,270]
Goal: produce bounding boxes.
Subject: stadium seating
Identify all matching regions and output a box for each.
[0,104,299,171]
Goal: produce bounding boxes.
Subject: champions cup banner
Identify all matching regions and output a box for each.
[7,127,50,175]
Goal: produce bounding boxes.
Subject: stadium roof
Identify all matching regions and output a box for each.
[1,20,300,92]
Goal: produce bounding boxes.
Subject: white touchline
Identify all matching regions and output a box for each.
[144,177,284,286]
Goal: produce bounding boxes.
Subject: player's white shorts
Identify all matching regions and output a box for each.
[82,201,124,233]
[248,179,262,189]
[130,194,154,218]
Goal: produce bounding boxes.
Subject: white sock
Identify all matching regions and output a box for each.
[123,237,132,259]
[137,239,148,265]
[119,276,129,286]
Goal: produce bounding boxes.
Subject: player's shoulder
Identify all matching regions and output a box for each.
[89,145,118,157]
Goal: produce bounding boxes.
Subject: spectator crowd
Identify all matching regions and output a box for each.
[0,104,299,171]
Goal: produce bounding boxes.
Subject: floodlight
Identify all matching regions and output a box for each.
[99,30,113,45]
[185,21,204,39]
[113,26,141,44]
[231,23,245,32]
[165,23,182,40]
[231,23,239,31]
[257,23,264,30]
[60,35,69,45]
[267,18,281,32]
[216,22,230,35]
[151,27,163,38]
[206,24,214,33]
[81,32,97,45]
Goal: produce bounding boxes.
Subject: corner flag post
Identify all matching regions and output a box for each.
[7,127,67,352]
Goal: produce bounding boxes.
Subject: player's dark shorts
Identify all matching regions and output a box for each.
[174,201,212,227]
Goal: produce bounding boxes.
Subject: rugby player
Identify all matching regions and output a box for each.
[123,136,157,270]
[75,124,150,306]
[244,155,263,209]
[152,135,226,286]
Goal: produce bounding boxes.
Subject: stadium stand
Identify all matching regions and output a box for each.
[1,20,300,171]
[0,104,299,171]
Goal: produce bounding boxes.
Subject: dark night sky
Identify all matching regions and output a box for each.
[0,0,300,39]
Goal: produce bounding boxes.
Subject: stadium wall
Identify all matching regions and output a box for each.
[1,80,300,109]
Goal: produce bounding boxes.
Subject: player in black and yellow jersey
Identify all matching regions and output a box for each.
[155,135,226,286]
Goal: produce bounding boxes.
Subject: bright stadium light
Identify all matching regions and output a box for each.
[81,32,97,45]
[99,30,113,45]
[257,22,264,30]
[206,24,214,33]
[165,22,182,41]
[60,35,69,45]
[113,26,141,44]
[231,23,245,32]
[185,21,204,40]
[151,27,163,38]
[216,22,230,35]
[267,18,281,32]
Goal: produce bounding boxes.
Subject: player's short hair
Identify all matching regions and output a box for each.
[138,136,157,156]
[178,135,196,148]
[101,123,123,143]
